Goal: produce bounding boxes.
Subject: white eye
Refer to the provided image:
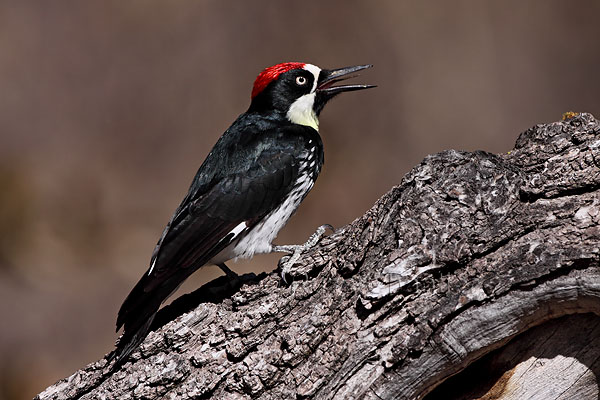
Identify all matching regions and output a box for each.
[296,76,307,86]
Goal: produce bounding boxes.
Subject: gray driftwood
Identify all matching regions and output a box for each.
[37,113,600,399]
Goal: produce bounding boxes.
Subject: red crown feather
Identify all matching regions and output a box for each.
[251,62,305,99]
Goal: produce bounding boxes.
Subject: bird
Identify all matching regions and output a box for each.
[111,62,374,366]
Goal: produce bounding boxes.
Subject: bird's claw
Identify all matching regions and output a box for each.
[276,224,334,284]
[279,250,303,284]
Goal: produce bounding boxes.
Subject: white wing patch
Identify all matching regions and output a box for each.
[148,258,157,275]
[229,222,247,238]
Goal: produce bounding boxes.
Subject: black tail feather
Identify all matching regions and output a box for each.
[116,272,152,333]
[110,312,156,369]
[112,273,163,368]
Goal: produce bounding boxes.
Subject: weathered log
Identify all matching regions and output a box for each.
[37,112,600,399]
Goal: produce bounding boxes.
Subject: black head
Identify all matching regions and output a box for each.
[249,62,374,130]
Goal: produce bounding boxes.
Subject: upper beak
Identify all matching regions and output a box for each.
[316,64,376,96]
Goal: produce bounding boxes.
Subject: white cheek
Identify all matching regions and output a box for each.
[287,92,319,131]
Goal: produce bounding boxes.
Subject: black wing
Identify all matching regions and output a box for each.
[112,125,310,365]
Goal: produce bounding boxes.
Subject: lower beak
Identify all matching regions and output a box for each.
[316,64,376,96]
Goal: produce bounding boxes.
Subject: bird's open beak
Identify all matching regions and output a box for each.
[317,64,375,95]
[314,64,375,115]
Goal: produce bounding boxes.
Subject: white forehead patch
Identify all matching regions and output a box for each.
[287,64,321,131]
[303,64,322,93]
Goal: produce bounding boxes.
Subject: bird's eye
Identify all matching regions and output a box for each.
[295,76,307,86]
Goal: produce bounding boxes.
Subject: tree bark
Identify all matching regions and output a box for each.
[37,112,600,400]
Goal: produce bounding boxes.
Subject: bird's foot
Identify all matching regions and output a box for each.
[273,224,333,284]
[217,262,254,290]
[217,262,239,280]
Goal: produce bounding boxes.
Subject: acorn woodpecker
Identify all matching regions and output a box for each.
[112,62,374,366]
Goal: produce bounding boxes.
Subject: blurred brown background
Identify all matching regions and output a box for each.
[1,1,600,398]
